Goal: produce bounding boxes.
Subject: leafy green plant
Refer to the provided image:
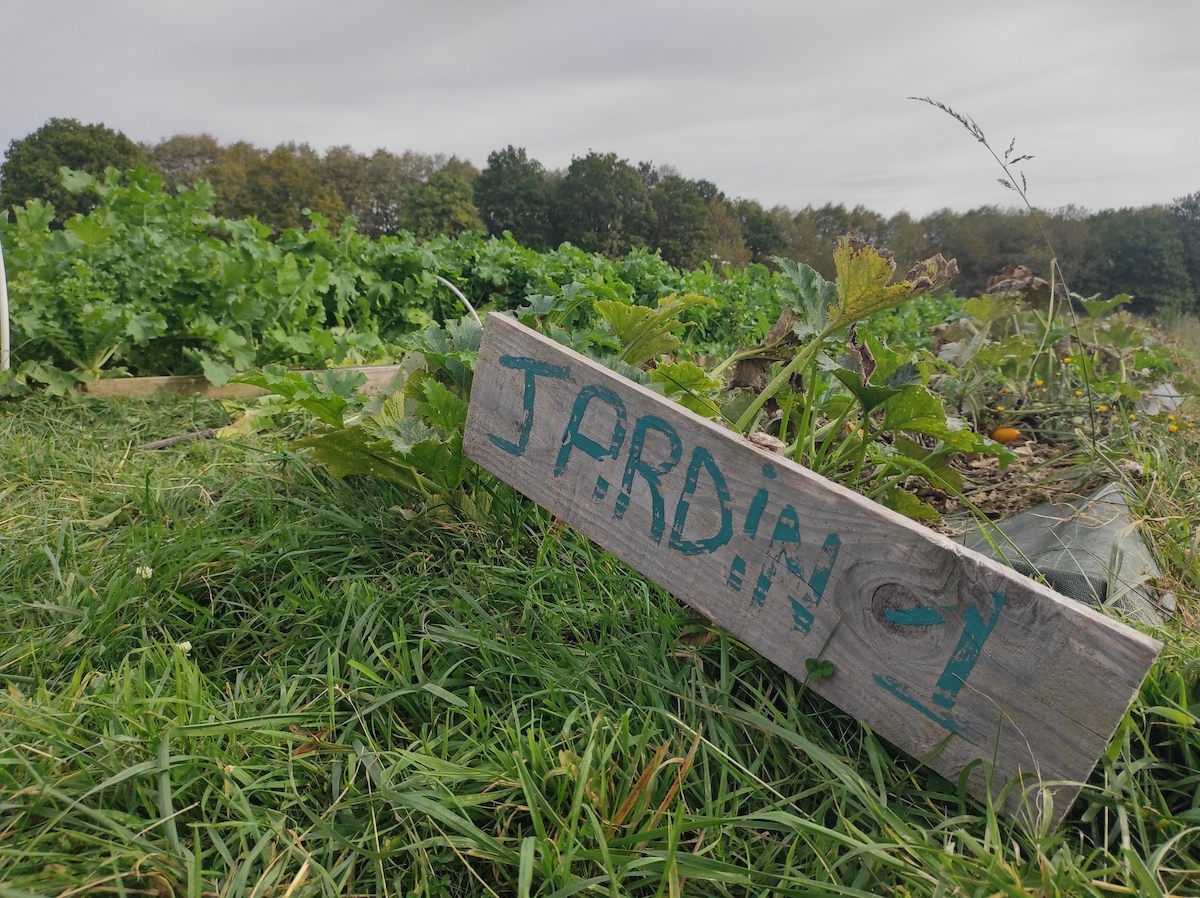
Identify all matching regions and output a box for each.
[2,166,405,388]
[701,238,1003,516]
[930,291,1178,438]
[243,237,1008,521]
[714,238,960,431]
[237,290,725,527]
[4,193,169,384]
[1,165,792,391]
[237,317,481,510]
[594,292,715,368]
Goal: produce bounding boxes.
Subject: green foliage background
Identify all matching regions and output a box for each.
[3,119,1197,311]
[0,164,791,387]
[0,117,146,225]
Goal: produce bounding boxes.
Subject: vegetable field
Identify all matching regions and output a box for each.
[2,168,1200,896]
[0,166,778,394]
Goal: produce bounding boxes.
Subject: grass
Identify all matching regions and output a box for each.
[1,391,1199,896]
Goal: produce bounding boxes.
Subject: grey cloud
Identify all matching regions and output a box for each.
[2,0,1197,217]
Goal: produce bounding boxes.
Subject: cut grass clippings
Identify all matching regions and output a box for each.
[1,393,1198,896]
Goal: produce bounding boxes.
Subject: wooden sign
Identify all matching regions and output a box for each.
[463,313,1161,825]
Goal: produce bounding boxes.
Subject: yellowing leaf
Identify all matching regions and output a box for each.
[829,237,959,329]
[831,238,907,327]
[79,503,132,531]
[215,411,256,439]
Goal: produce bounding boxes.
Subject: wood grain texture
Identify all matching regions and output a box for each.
[80,365,404,399]
[463,314,1162,827]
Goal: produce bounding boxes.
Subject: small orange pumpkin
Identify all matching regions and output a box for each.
[990,426,1022,444]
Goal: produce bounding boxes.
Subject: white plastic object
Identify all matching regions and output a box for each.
[0,235,9,371]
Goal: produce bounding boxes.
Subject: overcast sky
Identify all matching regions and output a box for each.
[2,1,1196,218]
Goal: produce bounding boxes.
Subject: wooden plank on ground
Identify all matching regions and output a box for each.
[80,365,404,400]
[463,313,1162,827]
[82,375,269,400]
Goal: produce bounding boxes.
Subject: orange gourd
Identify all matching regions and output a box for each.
[990,426,1021,444]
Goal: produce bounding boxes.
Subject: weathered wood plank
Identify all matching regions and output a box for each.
[80,365,404,400]
[81,375,269,400]
[463,313,1161,826]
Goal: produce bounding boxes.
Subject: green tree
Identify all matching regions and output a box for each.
[733,199,786,264]
[552,151,656,257]
[148,133,221,189]
[232,142,346,232]
[1090,206,1192,312]
[778,207,836,277]
[648,174,713,268]
[438,156,479,183]
[474,146,552,250]
[400,169,484,240]
[919,206,1043,297]
[327,147,465,238]
[1,118,146,223]
[359,149,443,238]
[321,145,372,224]
[703,198,751,269]
[207,141,259,220]
[774,203,889,277]
[879,211,931,275]
[1038,205,1106,296]
[1173,192,1200,303]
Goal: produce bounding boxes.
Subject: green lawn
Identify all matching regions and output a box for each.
[1,393,1197,896]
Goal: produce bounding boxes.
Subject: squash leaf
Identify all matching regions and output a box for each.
[830,238,959,329]
[773,257,837,341]
[1079,293,1131,319]
[235,365,367,428]
[595,293,715,368]
[882,487,939,521]
[293,426,424,490]
[650,360,721,418]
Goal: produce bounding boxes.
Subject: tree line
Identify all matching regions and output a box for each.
[3,117,1198,313]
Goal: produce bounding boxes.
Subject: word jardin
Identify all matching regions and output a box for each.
[489,353,843,639]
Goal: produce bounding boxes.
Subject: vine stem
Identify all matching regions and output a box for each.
[733,322,838,433]
[708,346,768,378]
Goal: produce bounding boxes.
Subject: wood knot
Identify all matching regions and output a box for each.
[871,583,946,639]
